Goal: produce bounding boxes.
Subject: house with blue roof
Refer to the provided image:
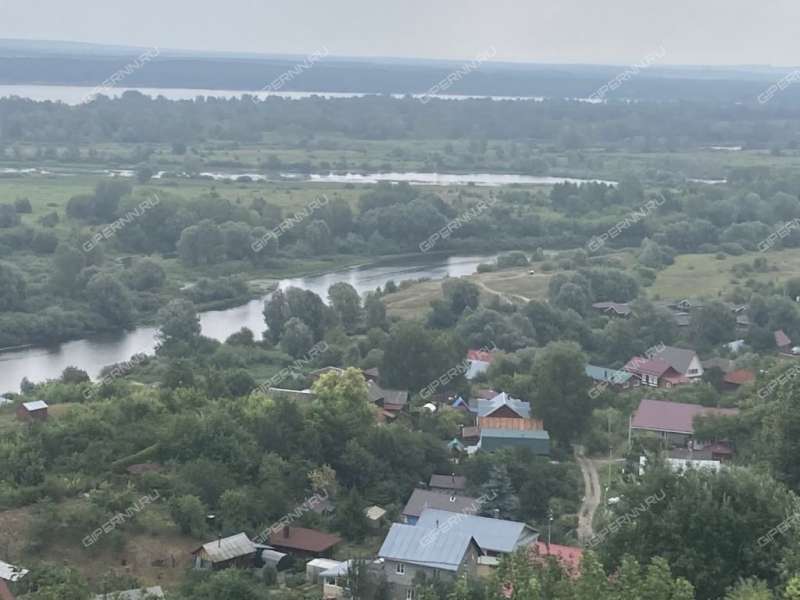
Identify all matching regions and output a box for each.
[476,392,530,419]
[416,509,538,556]
[378,523,481,600]
[585,365,634,389]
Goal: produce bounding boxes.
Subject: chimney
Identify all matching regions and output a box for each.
[283,526,290,539]
[435,519,439,529]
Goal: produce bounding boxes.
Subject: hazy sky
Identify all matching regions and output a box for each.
[2,0,799,66]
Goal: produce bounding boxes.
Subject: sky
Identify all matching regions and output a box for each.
[1,0,799,66]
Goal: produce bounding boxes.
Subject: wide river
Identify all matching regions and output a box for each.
[0,253,494,395]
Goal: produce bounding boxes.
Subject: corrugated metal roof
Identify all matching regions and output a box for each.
[480,428,550,440]
[0,560,28,582]
[585,365,633,384]
[416,509,537,554]
[195,532,255,563]
[365,505,387,520]
[402,489,480,518]
[21,401,47,411]
[478,393,530,418]
[378,523,475,571]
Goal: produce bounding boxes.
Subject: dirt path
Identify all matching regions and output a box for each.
[473,278,532,303]
[575,450,602,544]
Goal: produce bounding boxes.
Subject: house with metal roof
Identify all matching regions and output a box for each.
[479,428,550,455]
[401,489,480,525]
[629,398,739,446]
[416,509,538,556]
[16,400,48,422]
[378,523,481,600]
[267,526,342,558]
[591,301,632,317]
[477,393,530,419]
[192,532,257,570]
[0,560,28,600]
[624,346,702,388]
[585,365,634,388]
[428,474,467,492]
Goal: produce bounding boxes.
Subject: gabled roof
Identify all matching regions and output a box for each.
[658,346,699,375]
[416,509,538,554]
[192,533,256,563]
[630,399,739,435]
[585,365,633,384]
[775,329,792,347]
[379,523,479,572]
[451,397,476,413]
[723,369,755,385]
[21,401,47,411]
[366,381,408,407]
[591,301,632,316]
[478,393,530,418]
[624,356,675,378]
[268,526,342,553]
[429,474,467,491]
[402,489,480,519]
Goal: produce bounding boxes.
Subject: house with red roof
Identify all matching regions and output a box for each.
[531,542,583,576]
[624,346,702,388]
[629,398,739,447]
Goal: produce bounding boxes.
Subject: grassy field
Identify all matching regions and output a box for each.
[647,248,800,299]
[383,266,552,319]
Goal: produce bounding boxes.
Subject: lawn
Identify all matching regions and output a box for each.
[648,248,800,300]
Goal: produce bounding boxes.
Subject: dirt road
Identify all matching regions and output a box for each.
[575,450,602,544]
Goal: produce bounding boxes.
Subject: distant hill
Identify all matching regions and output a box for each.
[0,38,798,103]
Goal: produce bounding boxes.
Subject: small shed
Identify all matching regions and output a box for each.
[364,505,387,528]
[307,558,344,583]
[192,532,257,570]
[260,548,291,571]
[16,401,48,422]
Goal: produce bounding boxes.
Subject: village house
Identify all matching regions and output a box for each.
[624,346,703,387]
[364,505,387,529]
[428,473,467,492]
[415,509,538,556]
[378,523,481,600]
[629,398,739,447]
[267,526,342,559]
[192,532,258,570]
[367,381,409,416]
[479,428,550,455]
[476,392,530,419]
[401,489,479,525]
[465,349,497,380]
[591,301,632,317]
[585,365,635,390]
[16,400,48,422]
[722,368,755,391]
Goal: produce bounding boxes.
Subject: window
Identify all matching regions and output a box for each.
[406,589,415,600]
[396,563,405,575]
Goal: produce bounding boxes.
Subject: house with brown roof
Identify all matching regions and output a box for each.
[722,369,755,391]
[591,301,632,317]
[429,473,467,492]
[629,398,739,446]
[267,526,342,558]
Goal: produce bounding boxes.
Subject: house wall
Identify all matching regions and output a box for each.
[383,552,475,600]
[486,405,522,419]
[481,436,550,455]
[685,356,704,379]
